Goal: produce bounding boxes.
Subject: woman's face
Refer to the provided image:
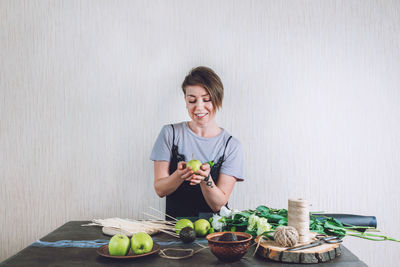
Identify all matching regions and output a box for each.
[185,85,215,125]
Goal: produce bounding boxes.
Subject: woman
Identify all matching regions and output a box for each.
[150,66,244,219]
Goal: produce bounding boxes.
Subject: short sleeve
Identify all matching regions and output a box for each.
[149,125,172,161]
[219,138,244,181]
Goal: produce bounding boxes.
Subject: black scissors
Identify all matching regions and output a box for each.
[285,234,342,252]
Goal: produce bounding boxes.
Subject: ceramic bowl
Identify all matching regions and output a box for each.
[206,232,253,262]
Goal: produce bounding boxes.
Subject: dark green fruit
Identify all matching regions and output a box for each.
[179,227,196,243]
[218,233,238,241]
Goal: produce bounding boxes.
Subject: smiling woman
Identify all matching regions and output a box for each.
[150,66,244,219]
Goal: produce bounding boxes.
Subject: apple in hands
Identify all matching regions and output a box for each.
[186,159,211,186]
[131,232,153,255]
[108,234,130,256]
[186,159,202,174]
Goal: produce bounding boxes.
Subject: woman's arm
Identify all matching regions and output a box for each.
[153,161,193,197]
[200,173,236,212]
[189,164,236,212]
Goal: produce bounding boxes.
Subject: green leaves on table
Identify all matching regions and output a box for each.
[310,216,347,238]
[221,205,400,242]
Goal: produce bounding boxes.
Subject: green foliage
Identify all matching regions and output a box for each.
[221,205,399,242]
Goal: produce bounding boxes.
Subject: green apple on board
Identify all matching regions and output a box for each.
[175,218,194,234]
[194,219,211,237]
[108,234,130,256]
[131,232,153,255]
[186,159,202,173]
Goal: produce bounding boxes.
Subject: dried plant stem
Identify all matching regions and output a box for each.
[158,229,179,238]
[142,212,166,222]
[141,219,175,226]
[149,206,178,221]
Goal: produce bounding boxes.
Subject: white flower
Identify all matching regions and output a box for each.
[256,218,272,236]
[247,214,260,231]
[219,206,232,218]
[211,213,225,231]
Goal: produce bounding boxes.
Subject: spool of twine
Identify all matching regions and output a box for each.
[288,198,310,243]
[274,226,299,247]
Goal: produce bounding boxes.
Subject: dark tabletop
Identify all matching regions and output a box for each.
[1,221,367,266]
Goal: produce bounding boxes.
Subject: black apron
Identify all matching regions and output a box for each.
[166,124,232,219]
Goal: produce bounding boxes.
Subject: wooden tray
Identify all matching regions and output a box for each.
[254,233,342,264]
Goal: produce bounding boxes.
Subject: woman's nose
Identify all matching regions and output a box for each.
[195,100,204,109]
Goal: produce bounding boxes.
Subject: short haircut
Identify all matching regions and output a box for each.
[182,66,224,111]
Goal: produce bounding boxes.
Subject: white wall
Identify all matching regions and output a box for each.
[1,1,399,266]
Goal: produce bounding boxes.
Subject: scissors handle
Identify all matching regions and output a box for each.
[316,234,343,244]
[286,235,343,251]
[326,237,343,244]
[285,240,323,251]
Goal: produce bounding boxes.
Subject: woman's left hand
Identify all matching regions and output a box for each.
[188,163,211,185]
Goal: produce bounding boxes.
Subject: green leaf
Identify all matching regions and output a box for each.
[235,211,252,218]
[278,218,288,226]
[231,221,249,227]
[277,209,288,216]
[256,206,270,216]
[324,218,345,231]
[265,214,284,223]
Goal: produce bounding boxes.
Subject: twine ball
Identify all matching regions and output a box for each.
[274,226,299,247]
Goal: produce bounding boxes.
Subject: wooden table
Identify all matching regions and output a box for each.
[0,221,367,266]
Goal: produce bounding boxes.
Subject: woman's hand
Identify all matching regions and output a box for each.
[176,161,193,180]
[188,163,211,185]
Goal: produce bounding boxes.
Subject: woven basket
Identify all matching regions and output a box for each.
[206,232,252,262]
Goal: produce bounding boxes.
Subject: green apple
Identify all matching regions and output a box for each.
[108,234,130,256]
[187,159,202,173]
[131,232,153,255]
[175,218,194,234]
[194,219,211,237]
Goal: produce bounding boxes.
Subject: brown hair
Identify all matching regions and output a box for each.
[181,66,224,111]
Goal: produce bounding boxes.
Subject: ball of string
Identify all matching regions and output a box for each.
[274,226,299,247]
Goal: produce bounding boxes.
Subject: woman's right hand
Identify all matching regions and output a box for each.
[176,161,193,180]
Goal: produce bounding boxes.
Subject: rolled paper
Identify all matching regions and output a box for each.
[288,199,309,208]
[288,214,309,222]
[288,198,310,243]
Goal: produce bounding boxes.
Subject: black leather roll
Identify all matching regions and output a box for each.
[313,213,377,229]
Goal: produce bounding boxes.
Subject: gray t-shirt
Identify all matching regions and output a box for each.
[150,122,244,181]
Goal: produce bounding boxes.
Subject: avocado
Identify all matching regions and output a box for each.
[218,233,238,241]
[179,227,196,243]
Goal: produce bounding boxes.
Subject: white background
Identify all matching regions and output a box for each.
[1,1,399,266]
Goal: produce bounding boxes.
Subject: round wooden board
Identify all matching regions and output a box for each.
[254,233,342,264]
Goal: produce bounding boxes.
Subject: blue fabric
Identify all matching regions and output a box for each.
[31,238,208,248]
[32,239,109,248]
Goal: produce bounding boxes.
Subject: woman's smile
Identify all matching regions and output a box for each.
[195,112,208,118]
